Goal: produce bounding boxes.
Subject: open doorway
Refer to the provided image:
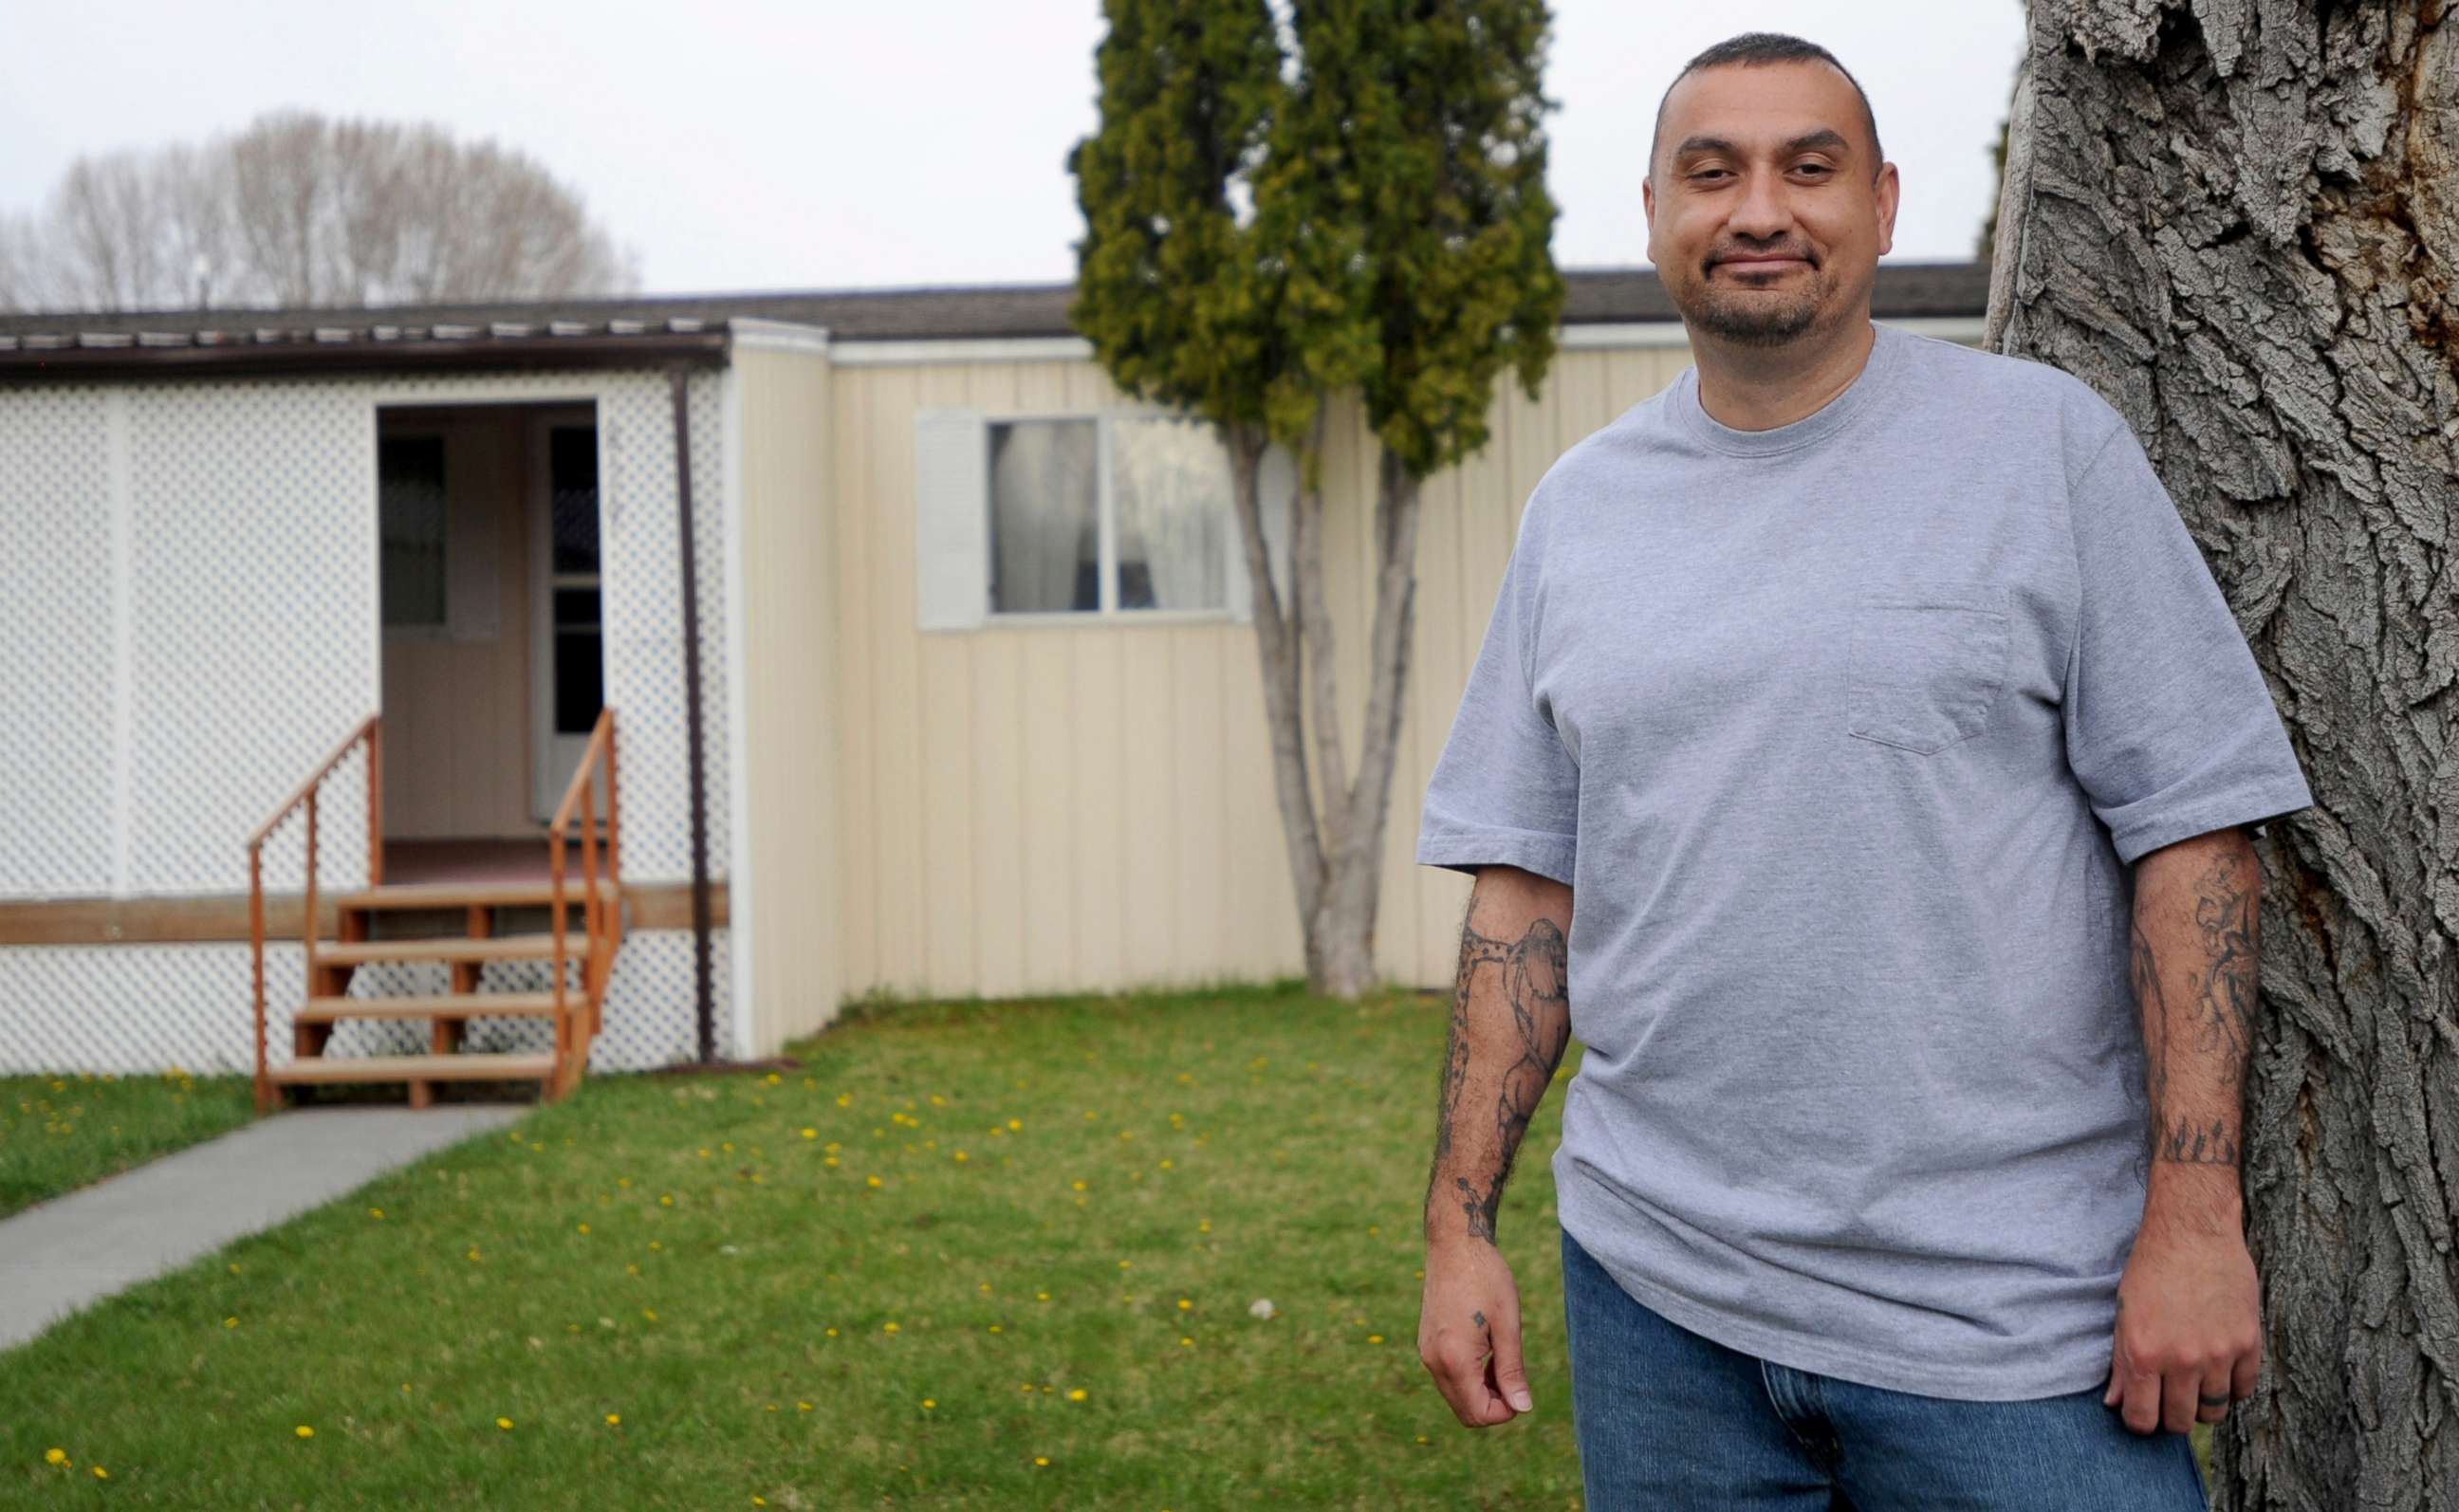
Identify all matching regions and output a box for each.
[375,399,605,884]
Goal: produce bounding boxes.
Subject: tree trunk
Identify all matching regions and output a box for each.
[1226,407,1423,1002]
[1990,4,2456,1505]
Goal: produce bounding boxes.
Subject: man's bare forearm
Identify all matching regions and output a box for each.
[2129,826,2262,1236]
[1426,865,1572,1249]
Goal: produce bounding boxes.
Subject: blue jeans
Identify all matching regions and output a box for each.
[1560,1226,2209,1510]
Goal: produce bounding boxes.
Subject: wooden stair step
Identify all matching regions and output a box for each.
[331,878,620,911]
[314,933,588,966]
[297,992,562,1023]
[267,1051,556,1084]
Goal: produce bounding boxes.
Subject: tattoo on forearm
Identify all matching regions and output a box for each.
[2137,846,2258,1168]
[1433,913,1570,1244]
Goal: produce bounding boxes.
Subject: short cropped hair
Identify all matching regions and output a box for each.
[1649,32,1884,184]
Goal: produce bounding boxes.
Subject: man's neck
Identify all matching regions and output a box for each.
[1692,318,1877,433]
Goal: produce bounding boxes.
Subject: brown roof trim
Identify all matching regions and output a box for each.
[0,330,730,384]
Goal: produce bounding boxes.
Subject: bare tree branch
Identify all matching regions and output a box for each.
[0,108,638,313]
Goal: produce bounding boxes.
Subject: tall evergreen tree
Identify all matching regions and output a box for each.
[1070,0,1564,997]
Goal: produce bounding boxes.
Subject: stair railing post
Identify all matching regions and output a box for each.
[365,718,384,888]
[550,798,569,1098]
[304,790,319,1010]
[250,843,268,1114]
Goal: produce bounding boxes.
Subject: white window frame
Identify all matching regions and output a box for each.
[915,404,1289,633]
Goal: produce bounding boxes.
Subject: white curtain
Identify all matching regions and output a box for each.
[1112,415,1226,610]
[989,419,1100,610]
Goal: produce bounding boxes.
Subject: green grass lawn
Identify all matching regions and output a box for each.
[2,1068,260,1223]
[1,981,2212,1506]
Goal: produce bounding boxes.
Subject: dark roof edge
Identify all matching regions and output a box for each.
[0,331,730,384]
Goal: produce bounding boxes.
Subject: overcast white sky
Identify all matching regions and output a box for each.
[2,1,2028,299]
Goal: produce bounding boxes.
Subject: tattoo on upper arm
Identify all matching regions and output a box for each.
[1434,911,1570,1243]
[2136,845,2258,1168]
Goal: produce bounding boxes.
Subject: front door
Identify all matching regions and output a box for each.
[529,408,605,822]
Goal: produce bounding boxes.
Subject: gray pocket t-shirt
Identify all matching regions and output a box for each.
[1415,320,2314,1402]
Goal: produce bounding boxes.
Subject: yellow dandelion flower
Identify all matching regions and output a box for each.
[825,1327,838,1337]
[226,1315,239,1327]
[650,1241,662,1250]
[92,1466,108,1479]
[824,1156,839,1167]
[660,1195,674,1207]
[605,1413,620,1425]
[642,1309,657,1321]
[1071,1179,1087,1191]
[722,1141,734,1152]
[1176,1298,1192,1311]
[1160,1159,1174,1170]
[1067,1388,1088,1402]
[368,1207,383,1219]
[578,1223,590,1234]
[295,1425,314,1438]
[798,1401,813,1411]
[765,1073,780,1085]
[753,1498,767,1506]
[1180,1337,1193,1347]
[1083,1111,1098,1120]
[866,1175,882,1188]
[699,1148,712,1158]
[497,1417,513,1430]
[469,1248,482,1262]
[626,1263,640,1276]
[801,1128,817,1139]
[229,1263,240,1273]
[1198,1220,1211,1233]
[989,1325,1002,1334]
[836,1093,852,1106]
[1007,1118,1021,1130]
[921,1398,935,1410]
[1034,1456,1049,1466]
[45,1447,66,1465]
[882,1320,899,1333]
[1368,1335,1385,1344]
[1037,1291,1050,1300]
[1118,1260,1132,1270]
[953,1151,968,1162]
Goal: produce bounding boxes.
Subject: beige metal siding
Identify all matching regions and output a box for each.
[815,332,1977,1008]
[820,342,1678,1005]
[734,346,844,1053]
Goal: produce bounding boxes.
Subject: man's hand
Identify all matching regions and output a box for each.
[1419,1237,1537,1427]
[2101,1211,2263,1435]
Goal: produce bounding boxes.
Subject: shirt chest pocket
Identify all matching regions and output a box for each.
[1842,580,2010,755]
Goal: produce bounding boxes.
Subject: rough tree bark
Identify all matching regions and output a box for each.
[1988,3,2455,1505]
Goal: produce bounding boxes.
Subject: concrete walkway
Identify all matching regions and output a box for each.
[0,1102,529,1354]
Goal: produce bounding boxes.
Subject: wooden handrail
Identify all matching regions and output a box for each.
[247,714,382,854]
[246,713,384,1116]
[547,708,620,1099]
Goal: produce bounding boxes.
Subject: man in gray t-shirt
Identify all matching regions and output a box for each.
[1417,312,2312,1405]
[1412,42,2314,1503]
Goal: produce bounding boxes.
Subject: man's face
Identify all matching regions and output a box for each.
[1643,60,1897,350]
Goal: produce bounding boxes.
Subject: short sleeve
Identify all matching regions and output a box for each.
[1414,495,1580,886]
[2061,420,2314,865]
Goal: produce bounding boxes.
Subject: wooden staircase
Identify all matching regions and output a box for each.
[246,710,623,1114]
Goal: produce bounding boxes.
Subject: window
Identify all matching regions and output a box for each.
[917,408,1290,631]
[545,426,602,734]
[379,432,448,628]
